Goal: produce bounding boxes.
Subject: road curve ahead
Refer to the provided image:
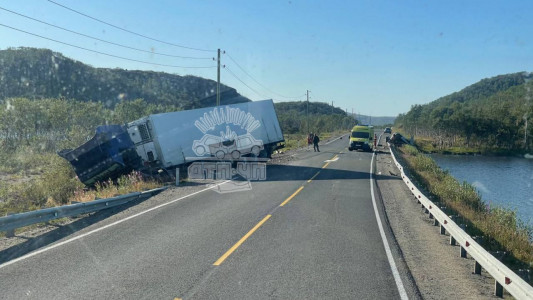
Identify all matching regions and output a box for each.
[0,136,409,299]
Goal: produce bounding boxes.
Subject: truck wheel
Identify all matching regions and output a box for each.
[195,145,206,156]
[251,146,261,157]
[348,147,353,151]
[216,150,225,159]
[231,150,241,160]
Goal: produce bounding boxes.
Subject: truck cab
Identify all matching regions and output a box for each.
[126,118,161,167]
[348,125,374,152]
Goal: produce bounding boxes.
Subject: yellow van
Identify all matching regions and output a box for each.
[348,125,374,152]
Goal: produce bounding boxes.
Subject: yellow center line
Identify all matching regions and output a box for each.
[213,214,272,266]
[279,186,304,207]
[307,171,321,183]
[211,151,342,268]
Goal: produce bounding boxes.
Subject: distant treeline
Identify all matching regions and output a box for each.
[275,101,357,134]
[395,72,533,153]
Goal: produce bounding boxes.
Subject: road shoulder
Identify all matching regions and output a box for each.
[374,142,501,299]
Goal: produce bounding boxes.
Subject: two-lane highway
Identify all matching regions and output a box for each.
[0,136,410,299]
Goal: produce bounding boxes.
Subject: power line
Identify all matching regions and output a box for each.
[0,23,217,69]
[225,51,305,99]
[224,66,266,98]
[47,0,216,52]
[0,6,212,60]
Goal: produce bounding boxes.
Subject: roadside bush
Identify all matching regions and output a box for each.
[0,155,83,214]
[39,155,84,205]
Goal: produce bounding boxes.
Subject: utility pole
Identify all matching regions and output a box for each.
[331,101,334,113]
[216,48,221,106]
[307,90,310,134]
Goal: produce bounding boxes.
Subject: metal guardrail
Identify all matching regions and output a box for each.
[388,144,533,299]
[0,187,168,236]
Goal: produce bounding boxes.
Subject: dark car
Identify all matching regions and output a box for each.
[384,127,392,134]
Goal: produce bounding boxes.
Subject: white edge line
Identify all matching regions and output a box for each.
[370,151,409,300]
[0,180,232,270]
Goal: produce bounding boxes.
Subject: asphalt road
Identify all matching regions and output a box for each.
[0,135,411,299]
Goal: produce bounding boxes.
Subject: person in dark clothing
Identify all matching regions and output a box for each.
[313,134,320,152]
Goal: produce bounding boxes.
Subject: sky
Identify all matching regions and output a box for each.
[1,0,533,117]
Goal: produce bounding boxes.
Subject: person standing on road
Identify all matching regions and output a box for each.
[313,133,320,152]
[308,133,314,149]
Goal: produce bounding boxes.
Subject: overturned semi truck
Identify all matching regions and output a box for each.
[59,99,285,186]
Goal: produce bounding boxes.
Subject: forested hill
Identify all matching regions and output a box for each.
[395,72,533,153]
[0,47,249,109]
[426,72,528,109]
[274,101,347,115]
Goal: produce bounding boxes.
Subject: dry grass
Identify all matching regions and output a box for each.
[71,171,160,203]
[0,153,161,216]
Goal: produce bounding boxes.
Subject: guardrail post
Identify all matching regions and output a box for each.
[440,224,446,235]
[5,212,15,237]
[176,168,180,186]
[433,219,438,226]
[460,246,467,258]
[450,235,456,246]
[429,213,434,219]
[474,261,482,275]
[5,228,15,238]
[495,280,504,297]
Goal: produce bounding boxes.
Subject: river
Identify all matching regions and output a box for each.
[431,154,533,225]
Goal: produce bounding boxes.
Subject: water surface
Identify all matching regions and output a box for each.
[431,154,533,225]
